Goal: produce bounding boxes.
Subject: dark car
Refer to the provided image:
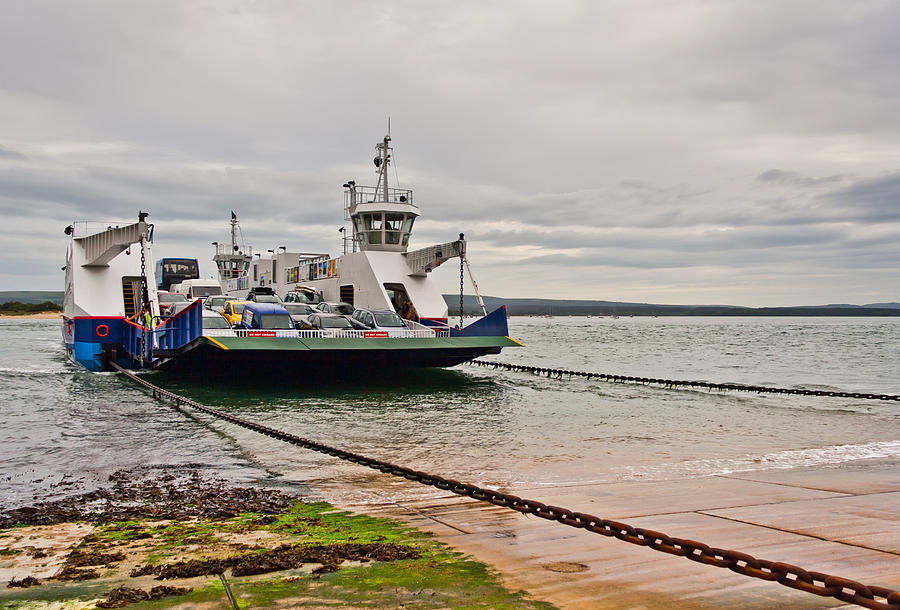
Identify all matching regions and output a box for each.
[247,286,276,297]
[248,294,283,304]
[302,313,354,335]
[316,301,355,316]
[283,302,316,329]
[237,303,295,331]
[350,308,408,331]
[203,295,231,311]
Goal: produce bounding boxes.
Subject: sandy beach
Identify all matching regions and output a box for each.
[0,312,62,319]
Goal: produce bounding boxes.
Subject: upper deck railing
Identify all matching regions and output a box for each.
[344,185,415,213]
[213,243,253,257]
[71,220,139,239]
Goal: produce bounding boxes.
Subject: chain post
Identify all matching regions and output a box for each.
[458,233,465,328]
[138,212,151,366]
[138,211,150,311]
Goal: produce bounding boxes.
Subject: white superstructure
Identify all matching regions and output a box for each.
[219,135,472,325]
[63,216,159,320]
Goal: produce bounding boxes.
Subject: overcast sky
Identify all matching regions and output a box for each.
[2,1,899,306]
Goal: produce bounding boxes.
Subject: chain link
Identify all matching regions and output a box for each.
[468,360,900,402]
[459,254,465,328]
[139,239,148,312]
[110,362,900,610]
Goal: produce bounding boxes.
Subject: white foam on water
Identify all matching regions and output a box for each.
[622,439,900,481]
[0,366,67,375]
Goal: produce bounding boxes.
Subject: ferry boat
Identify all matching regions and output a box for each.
[62,136,519,374]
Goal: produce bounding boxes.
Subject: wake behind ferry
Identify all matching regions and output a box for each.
[62,135,520,374]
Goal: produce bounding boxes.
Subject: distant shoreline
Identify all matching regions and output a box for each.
[2,291,898,317]
[0,312,62,319]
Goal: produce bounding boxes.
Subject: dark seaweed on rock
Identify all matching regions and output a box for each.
[229,543,422,577]
[0,468,300,528]
[7,575,41,588]
[52,548,127,581]
[54,565,101,581]
[138,543,422,580]
[96,585,193,608]
[64,549,127,567]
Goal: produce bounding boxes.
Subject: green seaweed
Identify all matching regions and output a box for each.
[0,499,555,609]
[235,557,555,609]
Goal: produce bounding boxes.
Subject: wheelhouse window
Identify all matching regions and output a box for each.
[385,213,403,245]
[363,213,383,245]
[402,216,415,246]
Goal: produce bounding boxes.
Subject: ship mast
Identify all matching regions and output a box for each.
[343,135,418,254]
[213,212,252,285]
[231,213,238,254]
[374,134,391,202]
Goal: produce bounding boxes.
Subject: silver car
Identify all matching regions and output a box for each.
[350,308,408,331]
[283,302,317,329]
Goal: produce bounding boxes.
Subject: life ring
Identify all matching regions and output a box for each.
[96,324,110,337]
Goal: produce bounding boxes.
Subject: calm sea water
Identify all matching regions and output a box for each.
[1,316,898,509]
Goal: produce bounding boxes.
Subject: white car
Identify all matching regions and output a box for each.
[201,309,235,336]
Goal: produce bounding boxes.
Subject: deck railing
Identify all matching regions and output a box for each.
[122,301,203,363]
[204,328,448,339]
[344,185,415,209]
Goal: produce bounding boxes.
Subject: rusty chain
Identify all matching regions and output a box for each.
[459,237,465,328]
[110,362,899,609]
[468,360,900,402]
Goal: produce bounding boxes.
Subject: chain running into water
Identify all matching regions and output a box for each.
[110,362,899,609]
[468,359,900,401]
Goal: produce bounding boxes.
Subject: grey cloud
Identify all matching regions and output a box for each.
[756,169,851,187]
[0,146,25,160]
[823,171,900,223]
[0,1,898,303]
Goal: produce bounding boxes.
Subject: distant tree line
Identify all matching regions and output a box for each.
[442,295,900,317]
[0,301,63,314]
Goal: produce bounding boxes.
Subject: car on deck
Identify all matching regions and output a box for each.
[176,279,223,300]
[350,308,408,331]
[203,295,231,311]
[201,309,234,336]
[237,303,296,331]
[284,286,324,305]
[300,312,354,335]
[316,301,355,316]
[282,302,317,329]
[158,291,188,316]
[248,293,283,304]
[221,300,251,326]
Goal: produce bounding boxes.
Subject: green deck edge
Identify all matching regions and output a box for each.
[201,335,521,352]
